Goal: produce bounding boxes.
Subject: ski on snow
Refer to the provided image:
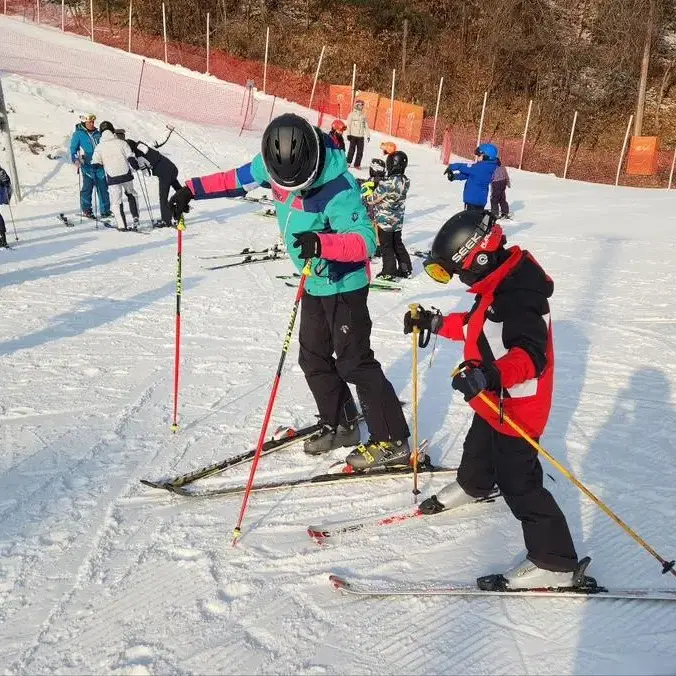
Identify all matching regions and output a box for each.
[149,461,459,499]
[328,556,676,602]
[307,489,500,541]
[205,252,288,270]
[58,213,75,227]
[328,575,676,601]
[102,221,150,235]
[140,421,330,491]
[197,245,285,260]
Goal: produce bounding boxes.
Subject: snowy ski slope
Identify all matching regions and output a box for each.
[1,19,676,675]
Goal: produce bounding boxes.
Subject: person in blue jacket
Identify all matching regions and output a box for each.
[445,143,499,210]
[69,114,111,219]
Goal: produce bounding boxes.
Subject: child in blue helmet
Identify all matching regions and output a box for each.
[445,143,499,210]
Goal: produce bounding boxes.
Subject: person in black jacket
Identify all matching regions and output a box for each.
[0,165,12,248]
[126,138,182,227]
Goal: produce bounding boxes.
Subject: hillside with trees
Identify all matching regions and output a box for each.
[101,0,676,147]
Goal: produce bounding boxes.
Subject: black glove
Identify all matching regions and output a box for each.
[451,363,501,401]
[403,306,443,336]
[128,157,140,171]
[292,231,321,259]
[443,166,455,182]
[169,185,193,220]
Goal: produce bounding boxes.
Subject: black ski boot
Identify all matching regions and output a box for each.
[303,423,361,455]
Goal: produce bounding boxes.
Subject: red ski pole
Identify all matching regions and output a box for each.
[170,215,186,432]
[232,260,312,545]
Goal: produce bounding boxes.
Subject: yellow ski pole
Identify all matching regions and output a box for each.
[472,386,675,577]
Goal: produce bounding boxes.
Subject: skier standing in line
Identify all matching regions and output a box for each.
[91,121,141,231]
[490,158,511,219]
[169,113,411,469]
[445,143,499,211]
[370,151,412,279]
[329,119,347,152]
[69,113,112,219]
[124,136,182,228]
[0,165,11,248]
[345,100,370,170]
[405,209,579,589]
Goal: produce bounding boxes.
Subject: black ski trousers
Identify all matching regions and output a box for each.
[346,135,365,168]
[377,227,412,277]
[298,286,410,442]
[154,158,182,225]
[457,414,578,572]
[0,211,6,246]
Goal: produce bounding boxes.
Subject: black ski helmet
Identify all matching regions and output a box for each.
[261,113,325,190]
[386,150,408,176]
[424,210,504,284]
[369,157,386,180]
[99,120,115,134]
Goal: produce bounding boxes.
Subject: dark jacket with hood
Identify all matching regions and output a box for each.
[438,246,554,438]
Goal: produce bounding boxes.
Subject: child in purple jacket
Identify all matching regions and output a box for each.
[490,159,511,218]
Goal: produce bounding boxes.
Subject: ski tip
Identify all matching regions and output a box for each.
[140,478,164,488]
[307,527,328,542]
[328,574,349,591]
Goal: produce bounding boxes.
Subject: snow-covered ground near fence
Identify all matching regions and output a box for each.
[1,49,676,676]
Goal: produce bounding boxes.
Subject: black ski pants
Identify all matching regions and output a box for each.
[377,227,412,277]
[298,286,410,442]
[0,211,6,246]
[457,414,578,572]
[490,180,509,216]
[154,158,182,225]
[346,135,365,168]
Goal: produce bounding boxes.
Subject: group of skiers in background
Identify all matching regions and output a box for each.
[69,113,181,231]
[327,98,512,282]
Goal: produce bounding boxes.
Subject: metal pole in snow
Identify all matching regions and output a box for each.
[431,76,444,146]
[519,99,533,170]
[89,0,94,41]
[615,114,634,186]
[206,12,210,74]
[389,68,396,136]
[162,3,168,63]
[563,110,578,179]
[308,45,325,110]
[668,147,676,190]
[476,91,488,148]
[0,77,22,201]
[128,0,132,52]
[350,63,356,111]
[262,26,270,94]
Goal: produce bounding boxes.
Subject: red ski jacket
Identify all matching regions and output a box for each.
[438,246,554,438]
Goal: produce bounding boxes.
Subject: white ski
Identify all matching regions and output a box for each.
[328,575,676,601]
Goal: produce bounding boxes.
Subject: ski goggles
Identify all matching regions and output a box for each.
[423,256,455,284]
[82,113,96,122]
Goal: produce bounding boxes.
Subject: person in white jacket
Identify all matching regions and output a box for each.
[345,100,370,170]
[91,121,140,230]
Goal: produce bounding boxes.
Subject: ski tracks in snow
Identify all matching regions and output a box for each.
[0,366,172,673]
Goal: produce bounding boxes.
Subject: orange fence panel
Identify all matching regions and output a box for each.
[626,136,659,175]
[329,85,353,119]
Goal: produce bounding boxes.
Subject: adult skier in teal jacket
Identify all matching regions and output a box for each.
[69,114,111,218]
[169,114,410,469]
